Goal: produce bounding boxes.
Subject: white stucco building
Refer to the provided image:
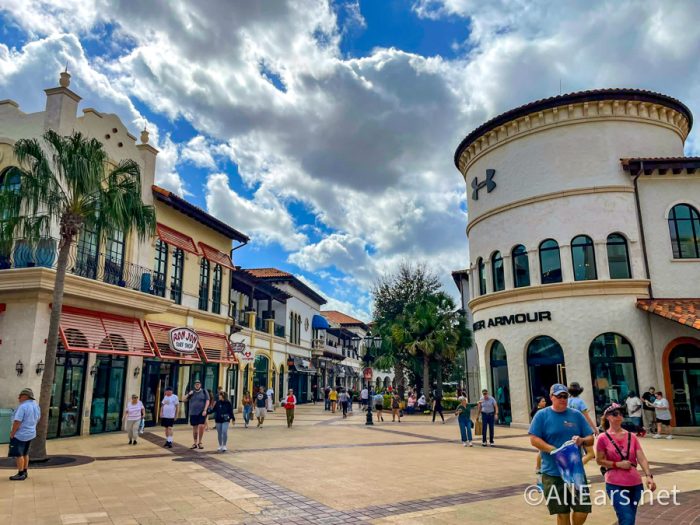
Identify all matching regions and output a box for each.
[453,89,700,429]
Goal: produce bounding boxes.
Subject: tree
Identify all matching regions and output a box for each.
[0,130,156,460]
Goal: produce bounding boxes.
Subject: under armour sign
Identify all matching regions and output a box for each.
[471,169,496,200]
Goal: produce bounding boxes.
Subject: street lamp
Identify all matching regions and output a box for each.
[362,333,381,426]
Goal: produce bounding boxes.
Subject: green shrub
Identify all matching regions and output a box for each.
[441,397,460,410]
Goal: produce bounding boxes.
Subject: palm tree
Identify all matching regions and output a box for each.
[0,130,156,459]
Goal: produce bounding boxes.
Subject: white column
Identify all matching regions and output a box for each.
[560,243,574,282]
[595,241,610,279]
[503,254,514,290]
[529,249,540,285]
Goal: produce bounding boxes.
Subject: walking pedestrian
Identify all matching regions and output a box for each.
[647,391,673,439]
[284,388,297,428]
[624,391,644,433]
[567,382,599,435]
[8,388,40,481]
[266,386,274,412]
[213,391,234,452]
[477,389,498,446]
[312,383,318,405]
[339,388,349,418]
[432,388,445,423]
[529,384,594,525]
[347,389,354,413]
[455,396,473,446]
[641,387,656,433]
[373,392,384,422]
[324,386,331,411]
[596,403,656,525]
[360,386,368,411]
[242,390,253,428]
[255,386,267,428]
[185,380,210,449]
[391,393,401,422]
[330,387,338,413]
[123,394,145,446]
[160,386,179,448]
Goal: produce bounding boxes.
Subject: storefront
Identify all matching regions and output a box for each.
[288,356,314,403]
[89,354,127,434]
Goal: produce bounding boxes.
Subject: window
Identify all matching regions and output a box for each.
[75,226,100,280]
[152,239,168,297]
[198,258,210,311]
[512,245,530,288]
[571,235,597,281]
[0,167,21,220]
[589,333,638,421]
[668,204,700,259]
[170,248,184,304]
[606,234,631,279]
[289,312,301,345]
[211,264,222,314]
[477,258,486,295]
[104,229,125,285]
[491,251,504,291]
[539,239,562,284]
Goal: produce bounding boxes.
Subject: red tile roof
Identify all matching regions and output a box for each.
[636,299,700,331]
[246,268,293,279]
[322,310,367,327]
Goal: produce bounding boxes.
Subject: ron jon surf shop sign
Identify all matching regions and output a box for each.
[473,311,551,332]
[169,327,199,354]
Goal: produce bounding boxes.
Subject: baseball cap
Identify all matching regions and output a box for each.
[550,384,568,396]
[165,385,173,391]
[194,379,201,384]
[19,388,35,400]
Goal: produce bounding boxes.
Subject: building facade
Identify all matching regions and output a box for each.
[454,89,700,428]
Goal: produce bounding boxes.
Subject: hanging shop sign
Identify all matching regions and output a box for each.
[363,367,373,380]
[168,327,199,354]
[231,340,253,362]
[473,311,552,332]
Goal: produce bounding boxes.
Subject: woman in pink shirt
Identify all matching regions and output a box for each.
[596,403,656,525]
[283,389,297,428]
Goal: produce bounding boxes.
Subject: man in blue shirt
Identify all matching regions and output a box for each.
[9,388,41,481]
[529,383,594,525]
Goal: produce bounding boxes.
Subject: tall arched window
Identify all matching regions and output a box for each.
[527,336,566,408]
[491,251,505,292]
[606,234,631,279]
[539,239,562,284]
[571,235,597,281]
[668,203,700,259]
[589,333,638,421]
[512,245,530,288]
[477,258,486,295]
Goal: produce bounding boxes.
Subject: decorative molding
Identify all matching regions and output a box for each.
[468,279,651,314]
[467,185,635,235]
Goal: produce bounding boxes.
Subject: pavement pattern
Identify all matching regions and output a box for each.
[1,403,699,524]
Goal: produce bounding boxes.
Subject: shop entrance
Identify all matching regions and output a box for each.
[90,354,127,434]
[141,360,179,426]
[669,343,700,427]
[527,336,566,409]
[48,347,87,439]
[228,365,239,408]
[253,355,269,391]
[489,341,511,424]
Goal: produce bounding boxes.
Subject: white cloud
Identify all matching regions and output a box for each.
[181,135,216,169]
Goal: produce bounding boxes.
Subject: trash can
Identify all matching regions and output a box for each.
[0,408,14,444]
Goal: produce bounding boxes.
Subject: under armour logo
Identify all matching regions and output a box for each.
[471,169,496,200]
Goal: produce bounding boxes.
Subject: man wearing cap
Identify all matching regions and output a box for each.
[185,380,209,449]
[8,388,40,481]
[160,386,179,448]
[529,383,594,525]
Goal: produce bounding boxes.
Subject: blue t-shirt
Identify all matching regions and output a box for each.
[567,397,588,413]
[529,407,593,477]
[13,400,40,441]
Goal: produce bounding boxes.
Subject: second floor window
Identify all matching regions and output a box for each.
[668,203,700,259]
[477,258,486,295]
[75,226,99,280]
[539,239,562,284]
[607,233,631,279]
[104,229,125,285]
[211,264,222,314]
[198,258,210,311]
[170,248,184,305]
[512,244,530,288]
[491,251,505,292]
[153,239,168,297]
[571,235,597,281]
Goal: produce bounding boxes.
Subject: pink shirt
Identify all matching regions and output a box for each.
[596,431,643,486]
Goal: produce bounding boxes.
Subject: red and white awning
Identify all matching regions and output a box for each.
[198,242,234,270]
[144,322,203,362]
[197,330,238,364]
[156,223,199,255]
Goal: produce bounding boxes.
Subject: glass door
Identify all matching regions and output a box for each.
[90,355,126,434]
[48,351,87,438]
[141,360,160,426]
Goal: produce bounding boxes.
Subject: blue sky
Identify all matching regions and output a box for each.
[1,1,699,320]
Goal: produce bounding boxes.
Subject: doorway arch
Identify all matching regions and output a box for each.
[489,340,511,424]
[663,338,700,427]
[253,354,269,391]
[589,332,639,421]
[527,336,566,409]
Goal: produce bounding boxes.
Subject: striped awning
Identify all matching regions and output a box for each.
[198,330,238,364]
[144,322,203,362]
[155,223,199,255]
[58,306,155,357]
[198,242,234,270]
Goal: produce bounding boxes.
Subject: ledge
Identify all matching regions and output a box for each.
[468,279,651,313]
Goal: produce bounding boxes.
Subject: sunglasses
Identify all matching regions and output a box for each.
[608,410,623,417]
[553,393,569,399]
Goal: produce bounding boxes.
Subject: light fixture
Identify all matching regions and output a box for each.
[35,361,45,375]
[15,360,24,376]
[90,363,98,376]
[133,366,140,378]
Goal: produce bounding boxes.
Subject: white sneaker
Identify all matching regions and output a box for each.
[652,434,661,439]
[462,441,467,447]
[468,441,473,447]
[222,446,228,451]
[488,442,494,447]
[217,446,222,451]
[666,435,673,440]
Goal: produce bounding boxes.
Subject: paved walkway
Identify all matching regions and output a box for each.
[1,404,699,524]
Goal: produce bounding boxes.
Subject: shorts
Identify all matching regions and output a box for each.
[161,417,175,427]
[657,418,671,425]
[375,404,383,411]
[255,407,267,418]
[8,437,31,457]
[189,414,206,426]
[541,473,591,515]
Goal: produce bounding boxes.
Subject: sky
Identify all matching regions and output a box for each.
[1,0,699,322]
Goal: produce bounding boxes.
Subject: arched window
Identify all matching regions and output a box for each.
[254,354,269,390]
[512,245,530,288]
[489,341,511,424]
[491,251,505,292]
[527,336,566,407]
[668,204,700,259]
[477,258,486,295]
[571,235,597,281]
[606,234,631,279]
[539,239,562,284]
[0,166,21,191]
[589,333,638,421]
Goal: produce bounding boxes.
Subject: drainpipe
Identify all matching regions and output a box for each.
[632,161,653,298]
